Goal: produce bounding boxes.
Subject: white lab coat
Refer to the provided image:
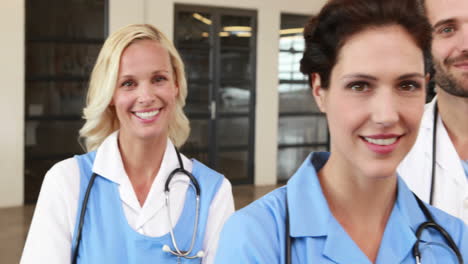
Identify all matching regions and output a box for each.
[398,98,468,223]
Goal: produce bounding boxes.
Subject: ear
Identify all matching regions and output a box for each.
[425,73,431,84]
[311,73,327,113]
[175,81,180,97]
[173,72,180,97]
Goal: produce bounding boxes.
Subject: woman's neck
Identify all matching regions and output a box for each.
[318,154,397,262]
[118,131,168,206]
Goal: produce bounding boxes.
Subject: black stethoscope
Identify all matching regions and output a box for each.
[71,146,203,264]
[429,101,438,205]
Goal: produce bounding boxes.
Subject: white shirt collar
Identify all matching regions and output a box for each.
[93,131,127,184]
[91,130,195,228]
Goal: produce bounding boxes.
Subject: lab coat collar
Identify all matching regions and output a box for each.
[422,97,465,184]
[420,97,437,131]
[287,152,430,263]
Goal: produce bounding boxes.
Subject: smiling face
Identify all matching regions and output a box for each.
[112,39,179,142]
[313,25,426,179]
[426,0,468,97]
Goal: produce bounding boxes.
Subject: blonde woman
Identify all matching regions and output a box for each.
[21,24,234,264]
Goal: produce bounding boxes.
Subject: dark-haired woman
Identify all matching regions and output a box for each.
[215,0,468,263]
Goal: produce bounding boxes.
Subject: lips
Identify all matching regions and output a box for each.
[360,134,403,154]
[134,109,159,119]
[132,108,161,122]
[362,137,397,146]
[452,61,468,70]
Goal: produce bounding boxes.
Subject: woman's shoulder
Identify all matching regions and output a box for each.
[216,186,287,263]
[46,157,80,180]
[41,157,81,197]
[228,186,287,231]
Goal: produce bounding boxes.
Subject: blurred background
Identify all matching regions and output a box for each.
[0,0,328,262]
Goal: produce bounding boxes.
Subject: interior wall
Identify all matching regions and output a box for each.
[0,0,25,207]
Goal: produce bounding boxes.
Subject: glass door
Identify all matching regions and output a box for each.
[175,5,256,184]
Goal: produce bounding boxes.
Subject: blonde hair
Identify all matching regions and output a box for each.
[79,24,190,151]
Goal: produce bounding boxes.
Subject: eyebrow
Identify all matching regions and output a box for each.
[341,74,377,81]
[397,73,425,80]
[341,73,425,81]
[118,70,170,79]
[432,18,456,30]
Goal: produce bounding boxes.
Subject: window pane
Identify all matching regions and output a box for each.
[26,81,87,116]
[175,12,212,47]
[184,119,210,150]
[278,84,318,113]
[26,120,85,158]
[220,15,252,47]
[277,146,328,181]
[181,49,211,81]
[218,83,251,113]
[220,50,252,81]
[217,117,249,147]
[278,116,328,145]
[185,82,210,114]
[27,0,105,39]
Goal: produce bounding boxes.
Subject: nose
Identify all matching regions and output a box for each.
[457,25,468,53]
[370,88,399,127]
[137,82,156,104]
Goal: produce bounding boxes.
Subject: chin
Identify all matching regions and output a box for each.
[363,161,399,179]
[134,128,167,141]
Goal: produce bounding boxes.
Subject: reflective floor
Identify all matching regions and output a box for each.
[0,184,281,263]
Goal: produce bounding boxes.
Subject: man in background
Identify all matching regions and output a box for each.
[398,0,468,223]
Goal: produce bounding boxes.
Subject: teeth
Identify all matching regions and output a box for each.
[135,110,159,119]
[363,137,397,146]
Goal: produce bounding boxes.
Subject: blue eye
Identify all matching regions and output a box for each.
[153,76,168,83]
[437,25,456,36]
[442,27,454,33]
[121,80,135,87]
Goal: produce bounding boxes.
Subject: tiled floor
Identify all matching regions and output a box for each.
[0,184,281,264]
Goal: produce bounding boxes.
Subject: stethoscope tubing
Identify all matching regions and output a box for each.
[429,102,438,205]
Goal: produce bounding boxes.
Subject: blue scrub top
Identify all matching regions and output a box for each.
[215,152,468,264]
[72,151,224,263]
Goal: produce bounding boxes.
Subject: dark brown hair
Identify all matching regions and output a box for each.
[300,0,432,88]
